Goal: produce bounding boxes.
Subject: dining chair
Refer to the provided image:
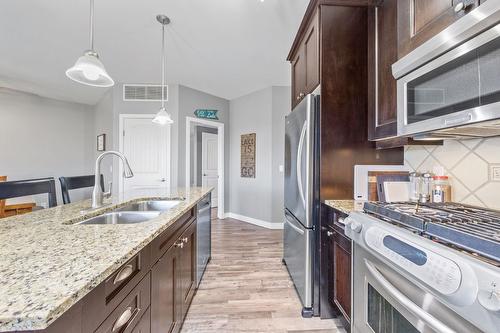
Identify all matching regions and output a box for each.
[0,177,57,209]
[59,175,105,204]
[0,176,6,218]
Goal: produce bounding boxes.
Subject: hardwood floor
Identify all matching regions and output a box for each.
[181,218,346,333]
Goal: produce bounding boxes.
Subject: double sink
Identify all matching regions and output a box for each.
[77,200,183,225]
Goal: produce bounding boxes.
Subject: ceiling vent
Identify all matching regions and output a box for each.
[123,84,168,102]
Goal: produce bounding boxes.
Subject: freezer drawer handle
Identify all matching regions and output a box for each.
[296,121,308,209]
[285,214,305,235]
[365,259,455,333]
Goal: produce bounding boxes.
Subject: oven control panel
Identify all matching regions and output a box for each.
[365,227,462,296]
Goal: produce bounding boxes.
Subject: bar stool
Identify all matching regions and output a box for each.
[59,175,105,204]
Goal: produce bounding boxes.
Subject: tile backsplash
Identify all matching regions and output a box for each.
[404,137,500,210]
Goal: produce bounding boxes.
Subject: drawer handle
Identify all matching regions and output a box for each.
[112,306,140,332]
[113,264,134,285]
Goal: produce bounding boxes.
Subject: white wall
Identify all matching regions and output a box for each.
[229,86,290,224]
[0,88,95,205]
[178,85,230,210]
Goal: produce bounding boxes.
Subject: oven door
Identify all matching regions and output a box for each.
[397,23,500,137]
[352,245,482,333]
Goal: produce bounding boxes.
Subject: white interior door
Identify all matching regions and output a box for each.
[201,132,218,207]
[122,117,170,192]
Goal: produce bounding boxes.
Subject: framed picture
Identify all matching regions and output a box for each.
[97,134,106,151]
[241,133,256,178]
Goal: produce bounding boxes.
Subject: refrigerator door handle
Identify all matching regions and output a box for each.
[296,121,307,209]
[285,213,305,235]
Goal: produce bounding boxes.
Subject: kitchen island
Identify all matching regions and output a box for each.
[0,186,213,333]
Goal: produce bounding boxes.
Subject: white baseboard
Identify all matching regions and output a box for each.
[225,212,284,230]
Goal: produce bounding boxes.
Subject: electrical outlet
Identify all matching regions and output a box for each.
[490,164,500,181]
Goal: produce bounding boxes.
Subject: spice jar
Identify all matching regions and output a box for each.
[432,176,452,203]
[420,173,433,203]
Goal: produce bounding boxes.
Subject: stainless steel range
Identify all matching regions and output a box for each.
[345,202,500,333]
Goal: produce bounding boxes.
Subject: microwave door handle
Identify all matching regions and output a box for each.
[296,121,308,208]
[365,260,456,333]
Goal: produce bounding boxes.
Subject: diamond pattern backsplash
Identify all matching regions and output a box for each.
[404,137,500,210]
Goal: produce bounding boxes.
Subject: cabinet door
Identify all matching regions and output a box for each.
[333,229,351,322]
[368,1,399,141]
[398,0,480,57]
[151,245,180,333]
[291,45,307,109]
[304,13,319,94]
[179,220,197,320]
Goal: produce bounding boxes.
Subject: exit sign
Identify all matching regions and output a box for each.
[194,109,218,120]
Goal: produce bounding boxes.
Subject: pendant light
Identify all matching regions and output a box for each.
[152,15,174,125]
[66,0,114,87]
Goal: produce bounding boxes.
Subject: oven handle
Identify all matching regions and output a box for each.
[365,259,456,333]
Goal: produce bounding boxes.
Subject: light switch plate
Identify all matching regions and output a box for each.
[490,164,500,181]
[279,165,284,173]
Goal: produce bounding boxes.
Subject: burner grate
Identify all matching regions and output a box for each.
[363,202,500,263]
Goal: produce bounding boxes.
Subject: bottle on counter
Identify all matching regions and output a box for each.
[409,172,422,202]
[432,176,452,203]
[419,172,434,203]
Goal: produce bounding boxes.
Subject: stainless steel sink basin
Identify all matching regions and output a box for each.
[77,211,161,225]
[114,200,182,212]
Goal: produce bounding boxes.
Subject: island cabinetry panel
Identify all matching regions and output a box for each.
[82,245,152,333]
[151,218,197,333]
[93,273,151,333]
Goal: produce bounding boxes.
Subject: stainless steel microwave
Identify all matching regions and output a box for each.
[393,1,500,139]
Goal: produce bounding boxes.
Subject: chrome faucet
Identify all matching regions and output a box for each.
[91,151,134,208]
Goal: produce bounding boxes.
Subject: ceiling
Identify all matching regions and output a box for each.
[0,0,308,105]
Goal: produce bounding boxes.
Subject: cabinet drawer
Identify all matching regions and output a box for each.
[83,245,152,333]
[152,208,195,262]
[94,273,151,333]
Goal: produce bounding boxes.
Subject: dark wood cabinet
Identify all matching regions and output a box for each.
[368,0,399,142]
[320,204,351,329]
[151,242,180,333]
[151,219,197,333]
[398,0,480,58]
[290,10,319,109]
[178,220,197,321]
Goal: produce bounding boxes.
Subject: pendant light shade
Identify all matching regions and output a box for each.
[66,51,114,87]
[152,107,174,125]
[66,0,114,87]
[153,14,173,125]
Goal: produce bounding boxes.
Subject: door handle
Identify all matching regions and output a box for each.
[296,121,308,208]
[285,214,304,235]
[365,259,455,333]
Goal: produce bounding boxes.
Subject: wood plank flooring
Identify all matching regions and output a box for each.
[181,217,346,333]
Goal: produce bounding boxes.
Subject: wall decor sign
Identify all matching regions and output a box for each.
[241,133,256,178]
[97,134,106,151]
[194,109,219,120]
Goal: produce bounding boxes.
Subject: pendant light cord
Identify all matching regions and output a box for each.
[89,0,94,51]
[161,22,166,109]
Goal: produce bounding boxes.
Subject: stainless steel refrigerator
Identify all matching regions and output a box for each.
[283,94,319,318]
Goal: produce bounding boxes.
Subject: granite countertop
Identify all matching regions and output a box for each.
[324,200,365,215]
[0,186,213,332]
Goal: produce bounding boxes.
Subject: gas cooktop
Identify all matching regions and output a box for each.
[364,202,500,264]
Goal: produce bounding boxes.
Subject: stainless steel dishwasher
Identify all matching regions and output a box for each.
[196,193,211,286]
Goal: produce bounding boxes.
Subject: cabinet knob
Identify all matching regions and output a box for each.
[182,237,189,244]
[326,231,334,237]
[175,241,184,249]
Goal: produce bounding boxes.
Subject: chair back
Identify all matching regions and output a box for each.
[0,176,6,218]
[0,177,57,208]
[59,175,105,204]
